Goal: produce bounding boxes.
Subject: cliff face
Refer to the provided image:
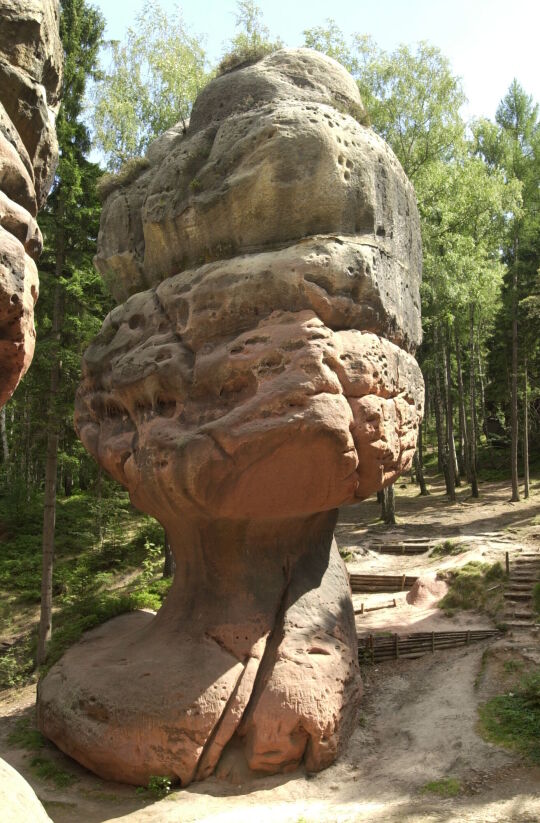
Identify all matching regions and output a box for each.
[0,0,62,407]
[39,49,424,786]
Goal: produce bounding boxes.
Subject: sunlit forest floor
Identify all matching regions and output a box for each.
[0,468,539,822]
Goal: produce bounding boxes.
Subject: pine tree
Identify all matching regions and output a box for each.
[36,0,106,665]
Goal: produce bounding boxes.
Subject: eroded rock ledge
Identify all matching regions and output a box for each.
[0,0,62,406]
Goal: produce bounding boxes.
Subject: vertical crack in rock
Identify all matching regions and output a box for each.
[234,564,293,742]
[194,659,248,781]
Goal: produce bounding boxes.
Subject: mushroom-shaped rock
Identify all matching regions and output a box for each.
[0,0,61,407]
[38,48,424,786]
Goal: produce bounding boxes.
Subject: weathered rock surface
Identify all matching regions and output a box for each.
[95,49,421,352]
[0,757,52,822]
[39,49,424,786]
[0,0,61,407]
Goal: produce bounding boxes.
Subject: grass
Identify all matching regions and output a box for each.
[438,561,506,616]
[97,157,150,201]
[217,42,277,76]
[420,777,461,797]
[7,717,46,750]
[474,649,490,691]
[533,582,540,616]
[30,756,77,788]
[0,486,172,688]
[431,540,466,558]
[478,669,540,763]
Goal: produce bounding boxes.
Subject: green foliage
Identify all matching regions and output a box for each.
[97,157,150,201]
[420,777,461,797]
[533,582,540,616]
[7,717,46,751]
[439,561,505,614]
[479,669,540,762]
[217,2,282,76]
[30,756,76,788]
[146,775,173,798]
[503,659,524,674]
[92,1,208,171]
[0,639,35,691]
[0,488,171,686]
[430,540,465,558]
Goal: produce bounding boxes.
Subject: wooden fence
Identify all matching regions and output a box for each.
[349,573,418,593]
[358,629,500,663]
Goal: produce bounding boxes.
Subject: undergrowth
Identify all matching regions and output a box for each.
[8,716,46,750]
[0,486,171,689]
[30,755,76,788]
[478,669,540,763]
[438,561,505,616]
[431,540,466,558]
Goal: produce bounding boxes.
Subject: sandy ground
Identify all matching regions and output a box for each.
[1,475,539,822]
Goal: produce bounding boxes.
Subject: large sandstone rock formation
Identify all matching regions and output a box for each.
[0,757,52,823]
[0,0,62,407]
[38,49,424,786]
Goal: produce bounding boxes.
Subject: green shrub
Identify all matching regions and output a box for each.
[431,540,465,558]
[136,775,172,798]
[0,638,35,691]
[439,561,504,615]
[217,43,276,76]
[97,157,150,201]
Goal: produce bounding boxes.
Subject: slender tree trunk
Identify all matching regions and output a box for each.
[383,484,396,525]
[469,306,479,498]
[434,325,454,499]
[476,324,487,436]
[444,324,460,488]
[37,213,64,666]
[163,531,175,578]
[523,355,529,499]
[0,407,9,465]
[423,375,430,440]
[378,489,386,519]
[510,253,520,502]
[24,390,31,499]
[454,329,469,479]
[413,423,428,496]
[96,464,103,545]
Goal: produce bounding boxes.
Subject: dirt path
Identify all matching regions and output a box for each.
[1,477,539,822]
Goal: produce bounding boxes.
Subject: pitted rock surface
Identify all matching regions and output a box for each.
[95,48,421,352]
[38,49,424,786]
[0,0,61,407]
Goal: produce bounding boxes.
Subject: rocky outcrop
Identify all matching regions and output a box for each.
[38,49,424,786]
[0,0,62,407]
[0,758,52,822]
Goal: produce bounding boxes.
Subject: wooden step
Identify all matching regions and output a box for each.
[370,545,430,555]
[349,574,418,592]
[504,621,537,629]
[509,576,538,582]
